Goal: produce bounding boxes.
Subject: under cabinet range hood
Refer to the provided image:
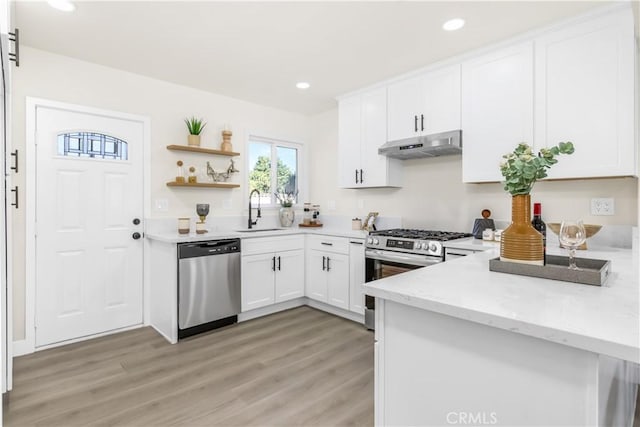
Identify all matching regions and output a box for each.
[378,130,462,160]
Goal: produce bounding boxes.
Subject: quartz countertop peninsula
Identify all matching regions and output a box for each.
[364,244,640,363]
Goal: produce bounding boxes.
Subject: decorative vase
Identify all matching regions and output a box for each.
[500,194,544,265]
[279,206,295,227]
[187,134,201,147]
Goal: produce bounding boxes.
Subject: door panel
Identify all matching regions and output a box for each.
[35,106,144,347]
[327,253,349,310]
[305,250,327,302]
[275,249,304,303]
[241,253,275,312]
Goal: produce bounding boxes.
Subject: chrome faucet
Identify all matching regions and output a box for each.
[248,189,261,229]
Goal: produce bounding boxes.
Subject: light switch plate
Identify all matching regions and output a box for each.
[591,198,614,216]
[155,199,169,212]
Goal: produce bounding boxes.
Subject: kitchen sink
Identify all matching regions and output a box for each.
[235,228,284,233]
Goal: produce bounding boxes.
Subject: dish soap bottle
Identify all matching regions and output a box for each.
[531,203,547,264]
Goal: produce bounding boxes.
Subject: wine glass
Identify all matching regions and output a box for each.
[559,220,586,270]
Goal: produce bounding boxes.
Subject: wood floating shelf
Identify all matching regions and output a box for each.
[166,182,240,189]
[166,145,240,157]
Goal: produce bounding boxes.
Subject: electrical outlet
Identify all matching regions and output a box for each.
[591,198,615,216]
[222,199,232,210]
[357,199,365,210]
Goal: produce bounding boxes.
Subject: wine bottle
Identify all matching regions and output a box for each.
[532,202,547,264]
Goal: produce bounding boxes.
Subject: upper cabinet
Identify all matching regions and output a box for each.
[534,8,636,179]
[461,42,534,183]
[462,6,636,183]
[338,87,402,188]
[387,64,461,142]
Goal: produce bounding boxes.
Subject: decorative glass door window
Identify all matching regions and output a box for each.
[57,132,128,160]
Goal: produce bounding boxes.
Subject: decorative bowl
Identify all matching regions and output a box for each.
[547,223,602,250]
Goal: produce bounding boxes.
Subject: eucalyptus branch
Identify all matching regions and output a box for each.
[500,142,574,195]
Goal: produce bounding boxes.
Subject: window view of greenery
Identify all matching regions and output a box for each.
[248,141,298,205]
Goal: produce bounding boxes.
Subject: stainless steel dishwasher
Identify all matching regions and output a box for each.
[177,239,241,339]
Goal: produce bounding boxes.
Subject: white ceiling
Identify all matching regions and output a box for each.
[14,1,630,115]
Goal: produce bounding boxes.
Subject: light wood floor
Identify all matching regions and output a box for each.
[3,307,374,426]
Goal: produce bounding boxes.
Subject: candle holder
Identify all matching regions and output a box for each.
[221,130,233,152]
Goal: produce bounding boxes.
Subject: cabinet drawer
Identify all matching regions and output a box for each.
[242,235,305,256]
[307,235,349,254]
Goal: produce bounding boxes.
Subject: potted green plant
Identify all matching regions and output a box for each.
[499,142,574,265]
[275,190,298,227]
[184,116,207,147]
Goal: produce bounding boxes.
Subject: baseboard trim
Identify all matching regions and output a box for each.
[12,339,32,357]
[305,299,365,324]
[238,298,306,322]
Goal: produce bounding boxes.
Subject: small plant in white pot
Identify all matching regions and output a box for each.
[184,117,207,147]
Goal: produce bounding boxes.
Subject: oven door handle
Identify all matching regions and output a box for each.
[365,249,441,267]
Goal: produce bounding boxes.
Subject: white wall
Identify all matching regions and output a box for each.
[309,108,638,230]
[11,46,311,340]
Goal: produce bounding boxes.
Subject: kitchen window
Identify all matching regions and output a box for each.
[247,136,304,206]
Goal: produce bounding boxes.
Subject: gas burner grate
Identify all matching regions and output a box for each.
[371,228,473,241]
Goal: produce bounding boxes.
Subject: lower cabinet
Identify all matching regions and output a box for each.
[241,236,305,312]
[306,235,353,311]
[349,240,365,314]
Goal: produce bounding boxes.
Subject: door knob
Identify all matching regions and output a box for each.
[132,232,141,240]
[133,218,141,225]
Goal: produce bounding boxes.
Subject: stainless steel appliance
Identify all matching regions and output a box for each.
[178,239,241,339]
[364,229,472,329]
[378,130,462,160]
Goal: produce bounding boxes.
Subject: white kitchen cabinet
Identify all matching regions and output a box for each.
[348,239,365,315]
[338,88,402,188]
[241,253,276,311]
[387,64,461,142]
[461,42,534,183]
[305,235,350,310]
[241,236,305,312]
[387,76,423,142]
[275,249,305,302]
[534,7,636,179]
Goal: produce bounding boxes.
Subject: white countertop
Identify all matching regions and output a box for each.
[364,244,640,363]
[145,227,369,243]
[442,237,501,251]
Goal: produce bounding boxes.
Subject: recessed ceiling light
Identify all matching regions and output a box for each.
[443,18,465,31]
[47,0,76,12]
[296,82,310,90]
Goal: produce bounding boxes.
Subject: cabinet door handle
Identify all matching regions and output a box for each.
[10,186,18,209]
[359,169,363,184]
[355,169,359,184]
[277,256,281,271]
[326,257,331,272]
[272,256,276,271]
[9,29,19,67]
[321,242,333,246]
[414,115,418,132]
[10,150,18,173]
[322,256,326,271]
[421,114,424,132]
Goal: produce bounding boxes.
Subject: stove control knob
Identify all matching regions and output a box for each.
[367,237,373,244]
[422,242,430,250]
[414,242,421,250]
[429,243,438,252]
[373,238,379,245]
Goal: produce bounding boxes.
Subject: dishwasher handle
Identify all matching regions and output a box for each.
[178,239,241,259]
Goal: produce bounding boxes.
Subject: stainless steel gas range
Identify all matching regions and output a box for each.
[364,228,472,329]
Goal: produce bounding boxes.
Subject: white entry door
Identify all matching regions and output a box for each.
[35,105,144,347]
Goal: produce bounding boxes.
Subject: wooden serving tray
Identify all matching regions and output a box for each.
[299,223,323,228]
[489,255,611,286]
